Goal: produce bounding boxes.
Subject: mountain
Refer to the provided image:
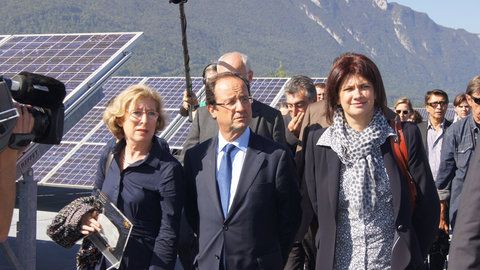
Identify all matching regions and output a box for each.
[0,0,479,105]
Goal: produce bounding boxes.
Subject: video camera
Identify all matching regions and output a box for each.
[0,71,66,152]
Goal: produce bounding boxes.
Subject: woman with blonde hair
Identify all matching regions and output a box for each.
[80,84,183,269]
[394,97,413,122]
[304,53,439,269]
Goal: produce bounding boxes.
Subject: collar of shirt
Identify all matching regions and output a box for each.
[427,118,447,131]
[112,137,162,168]
[217,128,250,154]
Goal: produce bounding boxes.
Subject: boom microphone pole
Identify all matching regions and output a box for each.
[170,0,194,122]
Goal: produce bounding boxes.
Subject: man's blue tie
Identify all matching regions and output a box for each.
[218,144,236,218]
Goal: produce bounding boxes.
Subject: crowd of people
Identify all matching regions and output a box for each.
[2,50,480,270]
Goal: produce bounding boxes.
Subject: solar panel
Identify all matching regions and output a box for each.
[145,77,204,141]
[36,143,106,187]
[250,78,288,106]
[0,32,142,109]
[0,35,9,45]
[33,144,77,183]
[99,76,146,106]
[144,77,204,110]
[170,118,193,150]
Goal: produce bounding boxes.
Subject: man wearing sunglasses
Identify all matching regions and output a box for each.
[437,76,480,233]
[417,89,451,270]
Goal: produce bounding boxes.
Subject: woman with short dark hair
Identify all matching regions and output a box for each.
[304,52,439,269]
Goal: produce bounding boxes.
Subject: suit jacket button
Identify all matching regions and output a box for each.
[397,225,405,231]
[223,225,228,231]
[215,255,220,260]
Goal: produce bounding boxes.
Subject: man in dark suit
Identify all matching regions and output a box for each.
[178,52,287,269]
[417,89,451,270]
[184,72,301,270]
[448,134,480,270]
[181,52,286,160]
[280,75,316,270]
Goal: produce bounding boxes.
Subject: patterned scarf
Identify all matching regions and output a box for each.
[329,108,394,213]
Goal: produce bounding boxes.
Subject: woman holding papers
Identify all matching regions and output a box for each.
[80,84,184,270]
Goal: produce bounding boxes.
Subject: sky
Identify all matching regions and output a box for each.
[392,0,480,34]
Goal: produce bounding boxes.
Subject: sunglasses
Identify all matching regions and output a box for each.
[427,101,447,107]
[470,95,480,105]
[396,110,410,115]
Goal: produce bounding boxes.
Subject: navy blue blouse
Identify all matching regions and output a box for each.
[93,137,184,270]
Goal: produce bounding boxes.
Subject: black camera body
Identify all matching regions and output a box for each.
[0,72,66,151]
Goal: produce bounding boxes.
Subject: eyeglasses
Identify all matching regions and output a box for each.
[470,95,480,105]
[215,96,253,110]
[128,110,159,121]
[427,101,448,108]
[396,110,410,115]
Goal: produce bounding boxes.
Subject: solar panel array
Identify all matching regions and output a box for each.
[37,76,205,187]
[37,76,328,188]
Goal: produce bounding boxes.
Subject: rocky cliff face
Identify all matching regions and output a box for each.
[294,0,480,102]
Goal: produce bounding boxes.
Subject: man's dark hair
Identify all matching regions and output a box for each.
[202,63,217,85]
[424,89,449,105]
[314,82,326,89]
[284,75,316,102]
[205,72,250,106]
[453,93,468,107]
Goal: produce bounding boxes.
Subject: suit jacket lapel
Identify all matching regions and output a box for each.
[226,133,263,221]
[325,149,341,213]
[204,137,224,218]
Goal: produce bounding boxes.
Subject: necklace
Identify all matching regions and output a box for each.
[122,151,135,167]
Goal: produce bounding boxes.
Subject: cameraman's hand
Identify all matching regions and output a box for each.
[80,211,101,236]
[13,104,34,135]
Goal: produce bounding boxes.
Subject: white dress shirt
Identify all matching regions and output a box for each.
[216,128,250,211]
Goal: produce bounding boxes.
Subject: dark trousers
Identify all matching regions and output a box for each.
[284,219,317,270]
[427,230,449,270]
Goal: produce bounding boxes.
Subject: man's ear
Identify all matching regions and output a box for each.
[207,105,217,119]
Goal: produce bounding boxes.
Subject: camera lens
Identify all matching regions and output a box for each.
[28,107,50,140]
